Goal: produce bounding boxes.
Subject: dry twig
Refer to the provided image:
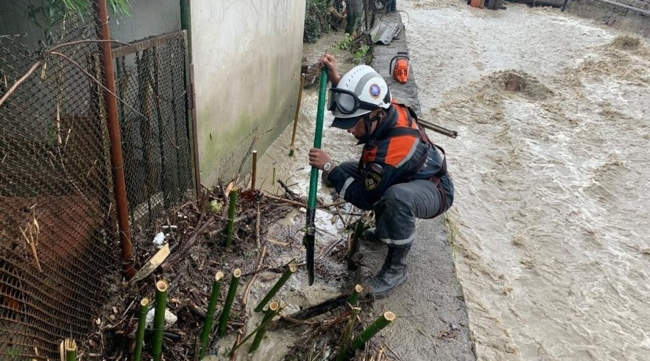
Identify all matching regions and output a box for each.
[242,245,267,305]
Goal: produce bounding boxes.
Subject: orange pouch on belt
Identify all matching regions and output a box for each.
[390,52,410,84]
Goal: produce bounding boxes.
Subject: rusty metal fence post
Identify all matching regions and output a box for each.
[95,0,135,280]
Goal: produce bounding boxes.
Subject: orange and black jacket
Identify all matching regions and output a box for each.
[327,102,450,210]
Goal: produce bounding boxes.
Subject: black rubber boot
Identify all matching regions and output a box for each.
[368,244,411,299]
[361,228,385,250]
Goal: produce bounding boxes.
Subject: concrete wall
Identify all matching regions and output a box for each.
[566,0,650,38]
[109,0,181,42]
[191,0,305,185]
[0,0,180,47]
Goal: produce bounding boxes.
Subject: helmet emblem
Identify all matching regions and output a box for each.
[369,84,381,98]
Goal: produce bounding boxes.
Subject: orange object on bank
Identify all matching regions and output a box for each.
[470,0,484,8]
[390,52,410,84]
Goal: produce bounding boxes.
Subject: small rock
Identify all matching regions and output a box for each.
[153,232,166,246]
[145,308,178,329]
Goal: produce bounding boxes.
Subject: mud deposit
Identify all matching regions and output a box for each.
[402,0,650,360]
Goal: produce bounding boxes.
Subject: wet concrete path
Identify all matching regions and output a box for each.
[367,11,476,361]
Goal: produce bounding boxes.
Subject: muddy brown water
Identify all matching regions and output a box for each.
[400,0,650,360]
[258,1,649,361]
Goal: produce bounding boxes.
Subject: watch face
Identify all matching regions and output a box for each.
[324,162,331,171]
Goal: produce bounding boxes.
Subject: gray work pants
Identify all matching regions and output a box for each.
[335,162,449,246]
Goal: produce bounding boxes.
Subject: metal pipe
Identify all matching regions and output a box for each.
[96,0,135,280]
[179,1,202,201]
[182,31,202,202]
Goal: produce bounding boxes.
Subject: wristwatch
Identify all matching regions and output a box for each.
[323,161,333,173]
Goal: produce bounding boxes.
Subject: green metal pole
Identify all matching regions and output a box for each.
[304,68,328,285]
[152,280,169,361]
[133,298,150,361]
[199,271,224,359]
[180,0,192,54]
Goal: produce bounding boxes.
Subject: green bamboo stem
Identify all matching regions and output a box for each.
[342,285,364,350]
[225,189,239,247]
[347,284,363,307]
[254,262,297,312]
[198,271,224,359]
[218,268,241,337]
[249,301,280,353]
[133,297,150,361]
[336,311,396,361]
[152,280,169,361]
[64,339,76,361]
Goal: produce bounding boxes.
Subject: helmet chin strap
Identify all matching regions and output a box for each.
[358,110,381,145]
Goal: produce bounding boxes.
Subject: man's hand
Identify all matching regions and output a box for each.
[319,53,341,86]
[308,148,331,170]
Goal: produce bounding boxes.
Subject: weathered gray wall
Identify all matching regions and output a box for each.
[191,0,306,186]
[0,0,180,47]
[109,0,181,42]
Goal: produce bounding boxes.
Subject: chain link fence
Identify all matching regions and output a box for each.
[0,2,195,358]
[113,31,195,228]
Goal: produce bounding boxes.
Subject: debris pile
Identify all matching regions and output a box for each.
[82,183,397,361]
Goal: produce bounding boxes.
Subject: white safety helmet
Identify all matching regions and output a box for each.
[329,65,391,129]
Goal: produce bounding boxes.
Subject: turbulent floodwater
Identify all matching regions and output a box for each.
[258,3,649,360]
[401,1,650,360]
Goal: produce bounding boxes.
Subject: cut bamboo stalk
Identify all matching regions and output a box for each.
[229,300,279,356]
[251,150,258,190]
[133,297,150,361]
[218,268,242,337]
[249,301,280,353]
[342,285,364,350]
[254,262,297,312]
[289,74,305,157]
[336,312,396,361]
[199,271,225,359]
[64,339,76,361]
[348,284,363,307]
[152,280,169,361]
[225,188,239,247]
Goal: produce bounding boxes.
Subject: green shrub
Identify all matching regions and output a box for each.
[304,0,331,43]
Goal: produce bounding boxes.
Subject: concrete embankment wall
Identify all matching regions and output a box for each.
[564,0,649,37]
[191,0,306,185]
